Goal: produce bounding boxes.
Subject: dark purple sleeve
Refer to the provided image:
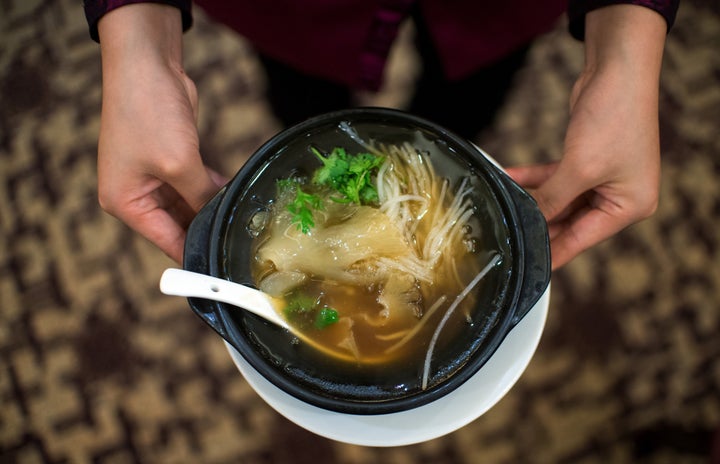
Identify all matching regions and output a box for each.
[568,0,681,39]
[83,0,193,42]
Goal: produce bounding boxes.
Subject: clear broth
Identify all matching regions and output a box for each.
[222,118,513,401]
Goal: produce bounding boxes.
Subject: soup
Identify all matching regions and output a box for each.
[195,109,549,411]
[246,124,502,389]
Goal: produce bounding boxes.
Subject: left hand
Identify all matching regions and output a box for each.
[506,4,668,270]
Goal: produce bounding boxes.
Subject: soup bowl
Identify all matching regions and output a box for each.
[182,107,550,415]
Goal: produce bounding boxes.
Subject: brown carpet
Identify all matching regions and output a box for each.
[2,1,719,463]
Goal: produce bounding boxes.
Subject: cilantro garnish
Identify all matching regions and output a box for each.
[284,293,316,315]
[311,146,384,205]
[283,292,339,330]
[275,146,384,235]
[278,179,323,234]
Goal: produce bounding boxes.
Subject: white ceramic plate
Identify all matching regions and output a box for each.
[225,284,549,447]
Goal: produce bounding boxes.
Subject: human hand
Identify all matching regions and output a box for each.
[97,4,226,263]
[506,5,668,269]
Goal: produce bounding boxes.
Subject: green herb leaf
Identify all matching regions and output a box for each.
[283,293,338,330]
[276,178,292,191]
[311,146,384,206]
[312,146,349,187]
[315,307,339,329]
[278,179,323,234]
[284,293,316,316]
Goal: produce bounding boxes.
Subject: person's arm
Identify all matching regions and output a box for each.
[84,0,193,42]
[97,3,226,263]
[506,4,668,269]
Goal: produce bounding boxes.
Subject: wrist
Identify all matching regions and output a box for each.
[583,5,666,78]
[98,3,184,73]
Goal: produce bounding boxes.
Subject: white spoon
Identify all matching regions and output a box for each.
[161,269,402,364]
[159,268,290,331]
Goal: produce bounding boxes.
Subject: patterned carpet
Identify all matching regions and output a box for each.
[1,1,719,463]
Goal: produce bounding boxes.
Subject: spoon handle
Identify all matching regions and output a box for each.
[159,268,290,330]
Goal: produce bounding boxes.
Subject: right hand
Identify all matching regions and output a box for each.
[97,4,226,263]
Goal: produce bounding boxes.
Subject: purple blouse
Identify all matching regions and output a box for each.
[84,0,680,91]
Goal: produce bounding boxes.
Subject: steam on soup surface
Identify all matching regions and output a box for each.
[249,135,500,387]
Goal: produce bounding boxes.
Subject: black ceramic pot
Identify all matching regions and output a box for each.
[183,107,550,415]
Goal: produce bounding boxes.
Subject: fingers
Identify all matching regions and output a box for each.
[547,203,630,269]
[100,161,226,264]
[507,162,622,270]
[130,205,188,264]
[146,164,225,262]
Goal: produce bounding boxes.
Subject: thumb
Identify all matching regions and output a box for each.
[504,162,578,222]
[504,162,558,190]
[525,163,592,224]
[207,166,229,189]
[162,156,225,213]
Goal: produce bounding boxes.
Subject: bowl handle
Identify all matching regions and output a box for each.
[183,190,230,340]
[500,175,551,326]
